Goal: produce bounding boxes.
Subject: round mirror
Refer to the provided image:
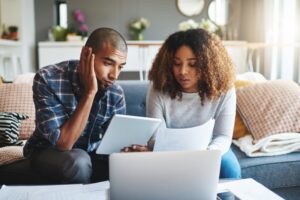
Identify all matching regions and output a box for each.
[177,0,205,17]
[208,0,229,26]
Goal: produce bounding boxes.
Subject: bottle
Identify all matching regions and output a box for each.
[1,24,8,39]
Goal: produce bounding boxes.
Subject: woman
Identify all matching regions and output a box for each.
[124,28,241,178]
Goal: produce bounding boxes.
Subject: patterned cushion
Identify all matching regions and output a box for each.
[0,84,35,140]
[0,112,28,147]
[237,80,300,142]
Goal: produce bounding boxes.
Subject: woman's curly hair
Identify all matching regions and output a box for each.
[148,28,235,103]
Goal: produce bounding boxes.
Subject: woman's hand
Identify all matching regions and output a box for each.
[78,46,98,97]
[121,144,150,152]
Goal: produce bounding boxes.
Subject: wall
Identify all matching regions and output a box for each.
[35,0,259,42]
[68,0,213,40]
[238,0,265,42]
[35,0,213,41]
[34,0,55,45]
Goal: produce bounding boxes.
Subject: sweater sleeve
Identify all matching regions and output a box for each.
[146,85,167,149]
[208,88,236,155]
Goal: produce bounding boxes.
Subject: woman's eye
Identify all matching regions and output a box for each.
[173,62,181,66]
[189,63,197,67]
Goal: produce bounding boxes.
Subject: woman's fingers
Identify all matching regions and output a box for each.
[131,145,150,152]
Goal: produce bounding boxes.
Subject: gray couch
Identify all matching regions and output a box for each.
[1,81,300,199]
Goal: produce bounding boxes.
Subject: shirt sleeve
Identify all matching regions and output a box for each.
[208,88,236,155]
[33,73,69,146]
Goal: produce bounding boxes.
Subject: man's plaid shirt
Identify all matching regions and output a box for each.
[24,60,126,157]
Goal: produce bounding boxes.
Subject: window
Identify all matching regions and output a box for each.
[56,0,67,28]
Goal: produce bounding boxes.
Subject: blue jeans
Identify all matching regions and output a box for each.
[220,148,241,178]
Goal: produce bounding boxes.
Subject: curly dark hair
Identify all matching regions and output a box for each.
[148,28,235,103]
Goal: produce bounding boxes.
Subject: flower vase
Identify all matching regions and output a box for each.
[135,32,144,41]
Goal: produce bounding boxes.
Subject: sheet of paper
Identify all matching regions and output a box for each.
[28,182,110,200]
[0,181,109,200]
[218,178,284,200]
[153,119,215,151]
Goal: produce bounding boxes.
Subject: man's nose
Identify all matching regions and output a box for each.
[109,67,119,80]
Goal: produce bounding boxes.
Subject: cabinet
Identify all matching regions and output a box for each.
[38,40,250,80]
[125,41,161,80]
[38,41,162,81]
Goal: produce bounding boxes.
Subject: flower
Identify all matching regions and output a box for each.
[179,19,199,31]
[73,9,89,37]
[130,17,150,40]
[178,18,222,38]
[199,19,218,33]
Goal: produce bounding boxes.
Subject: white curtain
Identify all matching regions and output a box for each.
[262,0,300,83]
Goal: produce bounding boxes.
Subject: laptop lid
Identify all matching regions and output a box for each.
[109,150,221,200]
[96,114,161,155]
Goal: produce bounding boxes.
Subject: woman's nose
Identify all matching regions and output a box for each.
[180,64,188,75]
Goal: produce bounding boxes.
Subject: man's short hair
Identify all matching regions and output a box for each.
[85,27,127,53]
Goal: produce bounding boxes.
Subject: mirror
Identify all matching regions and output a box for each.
[177,0,205,17]
[208,0,229,26]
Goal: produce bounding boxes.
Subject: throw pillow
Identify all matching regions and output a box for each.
[0,84,35,140]
[236,80,300,142]
[0,112,28,147]
[233,80,253,139]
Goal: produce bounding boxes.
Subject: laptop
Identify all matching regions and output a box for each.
[109,150,221,200]
[96,114,161,155]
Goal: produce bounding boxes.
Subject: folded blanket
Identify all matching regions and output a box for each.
[233,133,300,157]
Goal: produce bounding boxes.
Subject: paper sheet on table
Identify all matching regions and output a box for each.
[153,119,215,151]
[0,181,109,200]
[218,178,284,200]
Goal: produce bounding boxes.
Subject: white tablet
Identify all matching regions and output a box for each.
[96,114,161,155]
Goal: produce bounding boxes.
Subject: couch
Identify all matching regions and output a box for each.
[1,80,300,200]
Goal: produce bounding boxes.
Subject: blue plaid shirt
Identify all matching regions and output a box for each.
[24,60,126,157]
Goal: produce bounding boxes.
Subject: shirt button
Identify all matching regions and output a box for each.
[99,133,103,139]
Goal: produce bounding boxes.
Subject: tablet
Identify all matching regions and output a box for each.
[96,114,161,155]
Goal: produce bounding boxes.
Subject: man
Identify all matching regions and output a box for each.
[23,28,127,184]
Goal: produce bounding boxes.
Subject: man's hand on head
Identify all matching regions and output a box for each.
[121,144,150,152]
[78,46,98,97]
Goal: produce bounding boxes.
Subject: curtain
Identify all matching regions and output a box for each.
[261,0,300,83]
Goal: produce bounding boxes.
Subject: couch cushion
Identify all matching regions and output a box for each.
[236,80,300,142]
[0,84,35,140]
[118,81,149,117]
[232,144,300,189]
[0,145,25,166]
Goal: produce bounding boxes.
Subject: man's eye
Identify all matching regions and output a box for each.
[119,65,124,70]
[104,61,112,66]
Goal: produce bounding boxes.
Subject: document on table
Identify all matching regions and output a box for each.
[153,119,215,151]
[0,181,109,200]
[218,178,284,200]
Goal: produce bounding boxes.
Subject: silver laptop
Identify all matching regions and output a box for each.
[109,150,221,200]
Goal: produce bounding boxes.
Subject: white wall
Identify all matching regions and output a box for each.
[0,0,36,74]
